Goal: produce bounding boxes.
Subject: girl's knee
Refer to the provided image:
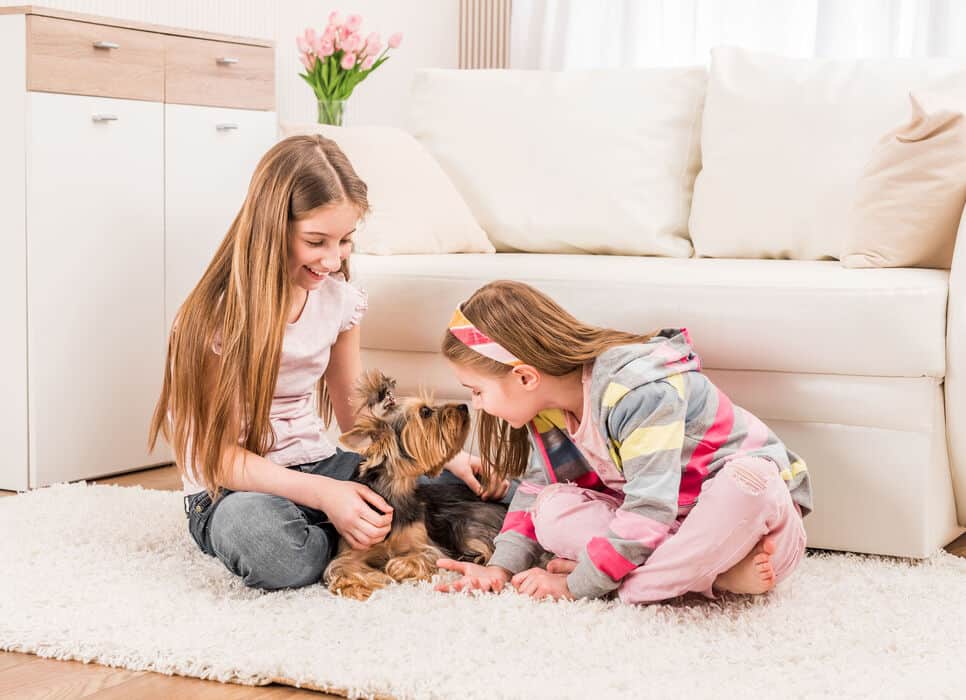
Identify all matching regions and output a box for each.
[720,457,781,497]
[531,483,589,529]
[208,492,329,590]
[531,483,619,560]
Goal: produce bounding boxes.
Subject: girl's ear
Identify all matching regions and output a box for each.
[512,364,541,390]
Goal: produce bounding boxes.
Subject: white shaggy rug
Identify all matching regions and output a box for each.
[2,483,965,699]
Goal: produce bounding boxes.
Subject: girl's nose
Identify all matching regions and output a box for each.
[321,256,341,272]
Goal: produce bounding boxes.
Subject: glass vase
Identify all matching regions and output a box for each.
[317,98,347,126]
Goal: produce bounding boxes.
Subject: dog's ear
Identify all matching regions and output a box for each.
[339,425,372,452]
[354,370,398,419]
[339,413,401,469]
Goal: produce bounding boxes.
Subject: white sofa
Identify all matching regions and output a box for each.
[350,48,966,559]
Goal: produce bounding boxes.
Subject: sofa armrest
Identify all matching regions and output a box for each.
[948,205,966,525]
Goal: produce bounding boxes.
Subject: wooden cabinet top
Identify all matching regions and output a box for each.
[0,5,273,47]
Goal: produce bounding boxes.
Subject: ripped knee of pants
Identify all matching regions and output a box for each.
[725,458,775,495]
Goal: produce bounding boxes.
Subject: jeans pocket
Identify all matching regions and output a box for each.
[186,491,214,555]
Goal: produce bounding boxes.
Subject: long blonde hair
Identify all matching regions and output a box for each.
[441,280,654,482]
[149,135,369,496]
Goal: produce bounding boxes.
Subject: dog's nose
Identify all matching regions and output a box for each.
[458,403,469,414]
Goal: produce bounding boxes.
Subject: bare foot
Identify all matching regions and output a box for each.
[546,558,578,575]
[713,536,776,595]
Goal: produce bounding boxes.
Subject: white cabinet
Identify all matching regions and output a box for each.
[0,8,275,490]
[164,104,277,330]
[27,92,165,486]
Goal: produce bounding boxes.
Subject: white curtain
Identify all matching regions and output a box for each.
[510,0,966,69]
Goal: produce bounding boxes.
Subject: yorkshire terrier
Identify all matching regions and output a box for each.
[324,370,507,600]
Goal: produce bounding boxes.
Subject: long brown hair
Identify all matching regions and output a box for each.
[442,280,655,482]
[149,135,368,496]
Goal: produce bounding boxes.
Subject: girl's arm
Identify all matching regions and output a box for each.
[203,347,392,549]
[324,324,363,432]
[219,445,391,550]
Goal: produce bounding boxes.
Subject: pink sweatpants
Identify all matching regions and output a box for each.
[530,457,807,604]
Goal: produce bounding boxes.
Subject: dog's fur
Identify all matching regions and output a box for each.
[323,371,507,600]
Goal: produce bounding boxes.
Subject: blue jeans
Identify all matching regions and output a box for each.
[184,449,361,591]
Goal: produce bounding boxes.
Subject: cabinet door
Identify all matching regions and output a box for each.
[164,104,277,331]
[26,92,165,486]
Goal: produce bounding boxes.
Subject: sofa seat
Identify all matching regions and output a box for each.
[353,253,948,379]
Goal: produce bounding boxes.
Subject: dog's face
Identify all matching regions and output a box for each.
[340,370,471,480]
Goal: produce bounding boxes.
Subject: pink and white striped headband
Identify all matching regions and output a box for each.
[448,306,522,367]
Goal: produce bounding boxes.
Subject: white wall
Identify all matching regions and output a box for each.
[1,0,459,126]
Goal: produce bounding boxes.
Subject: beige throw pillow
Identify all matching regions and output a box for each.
[278,122,494,255]
[842,94,966,269]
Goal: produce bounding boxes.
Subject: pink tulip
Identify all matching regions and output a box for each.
[341,25,352,41]
[296,36,309,53]
[364,32,382,56]
[362,55,376,70]
[346,14,363,32]
[323,25,337,42]
[388,32,403,49]
[328,11,341,26]
[304,27,317,45]
[311,35,325,54]
[300,52,315,71]
[342,32,361,53]
[319,39,335,58]
[340,52,357,70]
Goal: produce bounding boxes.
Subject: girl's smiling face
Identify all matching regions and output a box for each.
[288,202,359,291]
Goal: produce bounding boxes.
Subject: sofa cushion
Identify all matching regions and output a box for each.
[407,68,705,258]
[842,93,966,270]
[690,47,966,261]
[352,253,948,378]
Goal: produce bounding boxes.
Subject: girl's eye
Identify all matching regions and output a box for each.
[340,238,353,247]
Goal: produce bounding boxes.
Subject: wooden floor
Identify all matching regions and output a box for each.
[2,463,966,698]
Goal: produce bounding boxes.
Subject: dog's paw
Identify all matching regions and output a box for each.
[385,554,437,583]
[329,577,375,601]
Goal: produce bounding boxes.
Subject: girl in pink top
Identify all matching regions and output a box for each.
[149,136,500,590]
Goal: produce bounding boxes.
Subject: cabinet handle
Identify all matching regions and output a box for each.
[216,57,239,65]
[91,114,119,122]
[216,123,239,131]
[92,40,120,49]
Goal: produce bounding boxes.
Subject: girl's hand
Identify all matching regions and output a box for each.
[314,477,393,550]
[435,559,510,593]
[511,567,574,601]
[444,450,510,501]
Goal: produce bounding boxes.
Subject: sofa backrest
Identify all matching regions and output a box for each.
[408,50,966,263]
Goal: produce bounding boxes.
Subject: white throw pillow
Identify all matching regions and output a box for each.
[278,122,494,255]
[690,47,966,260]
[408,68,706,257]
